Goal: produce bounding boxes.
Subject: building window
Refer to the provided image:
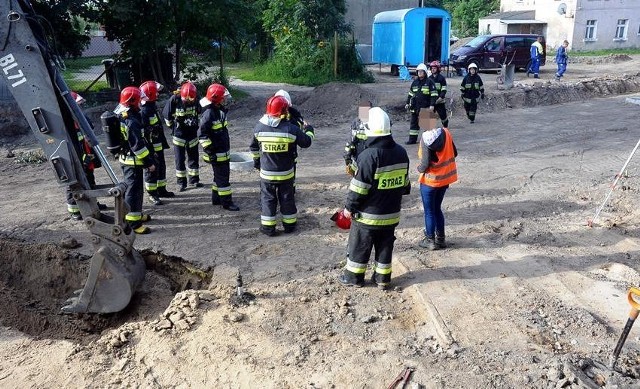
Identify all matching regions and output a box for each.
[614,19,628,40]
[584,20,597,41]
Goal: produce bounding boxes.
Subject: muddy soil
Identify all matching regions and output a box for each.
[0,56,640,388]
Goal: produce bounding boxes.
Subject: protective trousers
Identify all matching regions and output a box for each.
[529,58,540,77]
[408,109,421,143]
[434,103,449,128]
[344,222,396,286]
[210,161,233,206]
[173,138,200,186]
[144,150,166,196]
[463,99,478,122]
[122,165,144,229]
[260,179,296,232]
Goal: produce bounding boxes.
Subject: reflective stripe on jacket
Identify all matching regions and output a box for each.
[418,129,458,187]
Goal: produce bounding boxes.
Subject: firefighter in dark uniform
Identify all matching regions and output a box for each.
[250,95,314,236]
[338,107,410,290]
[140,80,174,205]
[198,83,240,211]
[459,63,485,123]
[274,89,309,193]
[115,86,156,234]
[428,60,449,128]
[405,63,434,145]
[66,91,105,220]
[163,81,202,191]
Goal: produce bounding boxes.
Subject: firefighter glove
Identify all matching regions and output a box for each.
[346,165,355,176]
[481,93,485,100]
[253,158,260,170]
[404,104,410,111]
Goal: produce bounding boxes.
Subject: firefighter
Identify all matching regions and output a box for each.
[198,83,239,211]
[338,107,410,290]
[140,80,173,205]
[343,102,372,176]
[66,91,105,220]
[428,60,449,128]
[163,81,202,191]
[115,86,156,234]
[250,95,314,236]
[404,63,434,145]
[459,63,485,123]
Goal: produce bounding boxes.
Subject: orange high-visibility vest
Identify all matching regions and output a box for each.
[418,129,458,187]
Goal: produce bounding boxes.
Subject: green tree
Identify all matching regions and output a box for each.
[30,0,93,58]
[445,0,499,37]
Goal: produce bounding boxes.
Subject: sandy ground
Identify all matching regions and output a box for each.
[1,56,640,388]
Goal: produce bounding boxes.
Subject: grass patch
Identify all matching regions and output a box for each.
[64,79,110,92]
[560,48,640,56]
[226,61,373,86]
[62,56,109,71]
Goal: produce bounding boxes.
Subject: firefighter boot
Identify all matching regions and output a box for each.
[419,235,437,250]
[157,187,175,198]
[405,135,418,145]
[338,271,364,288]
[435,232,447,249]
[177,177,187,192]
[221,195,240,211]
[211,190,221,205]
[148,190,163,206]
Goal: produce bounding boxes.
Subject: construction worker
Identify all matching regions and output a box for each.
[198,83,239,211]
[527,36,544,79]
[66,91,105,220]
[163,81,202,192]
[115,86,156,234]
[338,107,410,290]
[140,80,173,205]
[555,39,569,80]
[404,63,433,145]
[250,95,314,236]
[417,127,458,250]
[459,63,485,123]
[428,60,449,128]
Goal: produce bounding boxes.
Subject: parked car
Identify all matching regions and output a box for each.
[449,34,545,72]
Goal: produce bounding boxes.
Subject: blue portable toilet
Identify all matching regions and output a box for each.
[372,8,451,76]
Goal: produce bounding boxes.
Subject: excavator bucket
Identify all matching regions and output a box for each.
[62,247,146,314]
[0,0,146,313]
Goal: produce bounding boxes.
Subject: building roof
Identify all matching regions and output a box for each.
[481,10,535,20]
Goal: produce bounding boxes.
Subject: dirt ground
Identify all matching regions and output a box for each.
[1,55,640,388]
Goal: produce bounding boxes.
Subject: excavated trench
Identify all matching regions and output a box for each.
[0,239,210,343]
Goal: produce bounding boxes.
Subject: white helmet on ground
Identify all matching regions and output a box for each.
[468,63,478,71]
[274,89,292,106]
[416,63,428,74]
[365,107,391,137]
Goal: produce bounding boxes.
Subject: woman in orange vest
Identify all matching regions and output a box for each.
[417,127,458,250]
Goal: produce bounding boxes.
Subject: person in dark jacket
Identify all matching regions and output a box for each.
[163,81,202,191]
[250,95,314,236]
[198,83,239,211]
[459,63,485,123]
[428,60,449,128]
[555,40,569,80]
[140,80,173,205]
[338,107,410,290]
[404,63,434,145]
[115,86,156,234]
[416,127,458,250]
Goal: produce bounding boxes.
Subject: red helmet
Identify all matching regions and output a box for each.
[429,60,441,71]
[140,81,160,102]
[180,81,197,101]
[265,95,289,117]
[119,86,142,107]
[70,91,85,105]
[331,209,351,230]
[205,83,228,105]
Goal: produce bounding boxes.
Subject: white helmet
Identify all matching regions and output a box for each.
[365,107,391,137]
[468,63,478,71]
[274,89,292,106]
[416,63,428,74]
